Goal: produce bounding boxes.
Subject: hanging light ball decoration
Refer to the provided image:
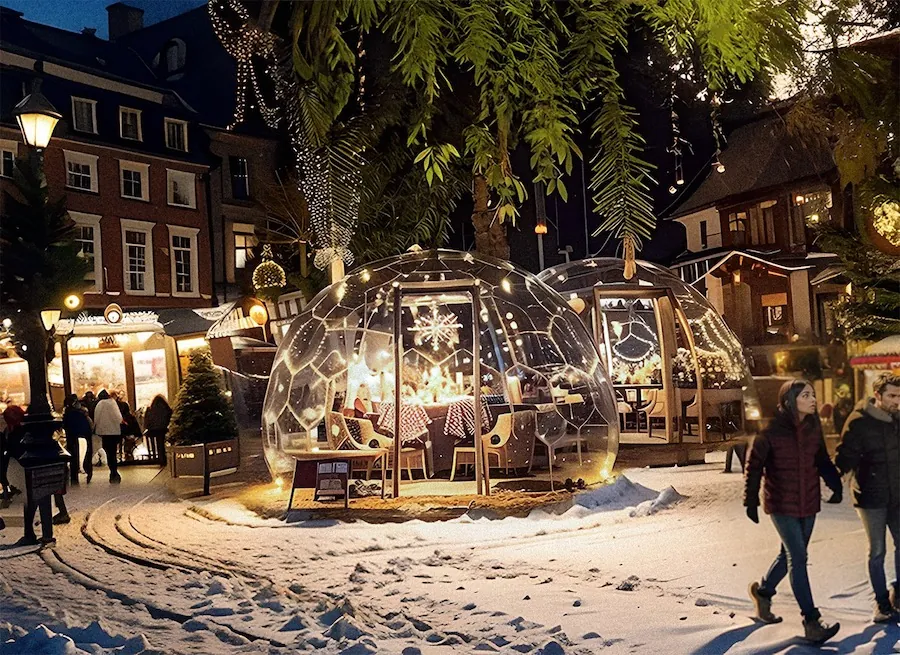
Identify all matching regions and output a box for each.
[253,244,286,291]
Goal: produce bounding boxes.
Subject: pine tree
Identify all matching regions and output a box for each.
[0,156,90,412]
[168,350,238,445]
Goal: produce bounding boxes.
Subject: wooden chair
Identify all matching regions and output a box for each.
[643,390,668,439]
[353,417,427,481]
[451,413,513,480]
[327,412,388,480]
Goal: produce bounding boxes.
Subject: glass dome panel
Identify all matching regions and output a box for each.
[264,250,619,493]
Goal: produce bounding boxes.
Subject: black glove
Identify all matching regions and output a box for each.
[746,505,759,524]
[826,490,842,504]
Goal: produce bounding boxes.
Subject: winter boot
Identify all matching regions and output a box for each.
[802,617,840,645]
[873,600,897,623]
[51,512,70,525]
[748,582,782,624]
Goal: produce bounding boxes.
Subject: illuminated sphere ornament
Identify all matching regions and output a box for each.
[64,294,82,311]
[262,249,619,489]
[253,244,286,291]
[249,303,268,326]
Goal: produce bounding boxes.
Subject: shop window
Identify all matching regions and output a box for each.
[762,292,789,335]
[164,118,188,152]
[70,212,103,293]
[121,219,155,295]
[234,231,256,269]
[166,169,196,208]
[71,97,97,133]
[748,200,777,245]
[119,107,142,141]
[120,161,149,201]
[168,225,199,297]
[230,156,250,200]
[63,150,98,193]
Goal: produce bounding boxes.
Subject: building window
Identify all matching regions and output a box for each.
[69,212,103,293]
[699,220,708,249]
[164,119,188,151]
[1,149,14,178]
[792,190,832,246]
[234,231,256,269]
[166,169,196,208]
[119,107,142,141]
[119,161,150,201]
[71,97,97,133]
[749,200,777,245]
[168,226,199,297]
[230,156,250,200]
[728,211,748,246]
[121,219,155,295]
[63,150,98,193]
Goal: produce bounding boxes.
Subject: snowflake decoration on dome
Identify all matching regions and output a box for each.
[408,303,463,352]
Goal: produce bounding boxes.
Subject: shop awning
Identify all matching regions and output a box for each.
[849,336,900,369]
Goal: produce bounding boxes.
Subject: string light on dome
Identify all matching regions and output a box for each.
[253,244,286,290]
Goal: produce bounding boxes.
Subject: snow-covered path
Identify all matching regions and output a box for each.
[1,464,897,654]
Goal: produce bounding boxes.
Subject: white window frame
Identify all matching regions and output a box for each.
[68,211,103,293]
[167,225,200,298]
[119,160,150,201]
[71,97,98,134]
[63,150,99,193]
[119,106,143,141]
[0,139,17,178]
[164,118,188,152]
[120,218,155,296]
[166,168,196,208]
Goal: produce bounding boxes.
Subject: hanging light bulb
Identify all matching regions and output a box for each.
[668,185,677,194]
[712,150,725,173]
[675,165,685,185]
[253,244,286,290]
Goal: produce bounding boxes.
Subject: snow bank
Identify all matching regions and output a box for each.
[1,622,158,655]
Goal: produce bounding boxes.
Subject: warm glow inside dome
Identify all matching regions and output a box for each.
[263,250,618,493]
[539,258,761,443]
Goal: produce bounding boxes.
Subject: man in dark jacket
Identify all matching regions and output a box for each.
[836,373,900,623]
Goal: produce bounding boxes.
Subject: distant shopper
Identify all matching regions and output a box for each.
[744,379,843,645]
[115,392,141,461]
[93,390,123,484]
[0,403,25,500]
[835,373,900,623]
[63,394,93,484]
[81,391,97,421]
[143,395,172,465]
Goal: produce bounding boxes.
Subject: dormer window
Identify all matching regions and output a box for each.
[153,38,187,80]
[165,118,188,152]
[119,107,142,141]
[71,97,97,134]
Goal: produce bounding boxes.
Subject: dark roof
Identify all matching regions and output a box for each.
[668,114,835,218]
[156,307,216,336]
[0,7,169,93]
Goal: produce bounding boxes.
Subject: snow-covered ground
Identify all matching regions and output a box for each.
[1,462,897,654]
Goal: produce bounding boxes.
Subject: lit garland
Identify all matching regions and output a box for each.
[209,0,361,272]
[253,244,286,290]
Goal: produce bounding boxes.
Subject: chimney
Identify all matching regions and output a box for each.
[107,2,143,41]
[81,27,97,37]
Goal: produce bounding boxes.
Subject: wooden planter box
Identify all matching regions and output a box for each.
[170,438,240,495]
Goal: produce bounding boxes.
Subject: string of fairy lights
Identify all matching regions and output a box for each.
[209,0,360,272]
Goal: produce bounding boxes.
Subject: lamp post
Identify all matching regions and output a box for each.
[12,72,70,546]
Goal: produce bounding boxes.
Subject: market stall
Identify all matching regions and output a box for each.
[263,249,619,496]
[539,258,761,445]
[850,336,900,401]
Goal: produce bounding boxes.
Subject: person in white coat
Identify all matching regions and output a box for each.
[93,389,123,483]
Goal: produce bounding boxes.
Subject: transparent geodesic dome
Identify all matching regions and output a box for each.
[263,250,618,492]
[538,258,760,442]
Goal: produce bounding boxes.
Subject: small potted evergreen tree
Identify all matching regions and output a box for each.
[169,350,240,493]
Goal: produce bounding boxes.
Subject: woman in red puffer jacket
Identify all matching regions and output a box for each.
[744,379,843,645]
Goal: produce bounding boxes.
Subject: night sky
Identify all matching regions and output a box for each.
[0,0,205,38]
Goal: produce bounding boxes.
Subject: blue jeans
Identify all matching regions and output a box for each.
[758,514,819,620]
[857,507,900,604]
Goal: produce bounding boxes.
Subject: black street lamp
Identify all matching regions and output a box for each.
[12,73,70,546]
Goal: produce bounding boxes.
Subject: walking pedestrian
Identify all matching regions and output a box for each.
[93,390,123,484]
[63,394,93,485]
[835,373,900,623]
[143,395,172,465]
[744,379,843,645]
[1,403,25,500]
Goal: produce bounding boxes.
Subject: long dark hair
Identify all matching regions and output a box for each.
[777,378,820,429]
[149,395,170,413]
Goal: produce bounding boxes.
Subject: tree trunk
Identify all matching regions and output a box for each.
[471,175,510,260]
[19,310,52,414]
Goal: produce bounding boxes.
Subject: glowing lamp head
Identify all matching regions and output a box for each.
[249,303,268,326]
[104,303,123,324]
[13,81,61,149]
[64,294,82,311]
[715,162,726,173]
[40,309,61,331]
[534,222,547,235]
